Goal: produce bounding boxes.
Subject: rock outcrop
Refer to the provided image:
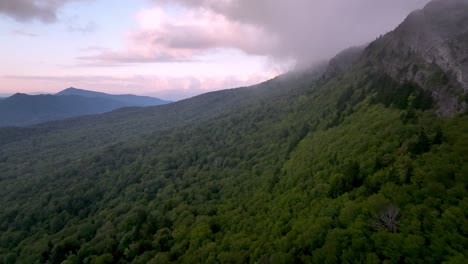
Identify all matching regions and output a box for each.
[363,0,468,116]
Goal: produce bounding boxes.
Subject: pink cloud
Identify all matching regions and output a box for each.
[1,72,278,100]
[79,6,276,64]
[151,0,431,66]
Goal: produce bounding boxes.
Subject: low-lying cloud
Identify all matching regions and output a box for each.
[2,0,432,70]
[113,0,429,68]
[82,0,431,67]
[151,0,431,66]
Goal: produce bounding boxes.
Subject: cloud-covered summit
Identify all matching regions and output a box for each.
[147,0,431,66]
[0,0,434,98]
[1,0,432,66]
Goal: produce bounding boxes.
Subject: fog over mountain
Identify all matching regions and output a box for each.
[152,0,431,67]
[0,0,432,96]
[1,0,431,66]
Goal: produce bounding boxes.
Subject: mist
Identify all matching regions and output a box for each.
[153,0,431,67]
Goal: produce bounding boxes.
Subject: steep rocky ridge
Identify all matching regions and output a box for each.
[363,0,468,116]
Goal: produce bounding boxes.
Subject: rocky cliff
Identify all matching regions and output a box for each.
[363,0,468,116]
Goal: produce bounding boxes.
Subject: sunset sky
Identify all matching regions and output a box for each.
[0,0,429,100]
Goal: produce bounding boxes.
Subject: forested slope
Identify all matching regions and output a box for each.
[0,0,467,263]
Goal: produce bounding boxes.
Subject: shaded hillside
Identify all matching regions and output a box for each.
[56,88,171,107]
[0,93,125,127]
[0,89,170,127]
[0,0,467,263]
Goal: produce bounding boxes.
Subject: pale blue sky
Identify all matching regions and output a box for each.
[0,0,429,100]
[0,0,273,100]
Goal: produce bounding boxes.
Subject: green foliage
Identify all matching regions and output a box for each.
[368,74,433,110]
[0,66,466,263]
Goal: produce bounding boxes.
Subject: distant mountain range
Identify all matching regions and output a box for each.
[0,88,171,127]
[56,87,170,107]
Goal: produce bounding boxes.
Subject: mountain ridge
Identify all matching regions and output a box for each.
[0,88,171,127]
[362,0,468,116]
[0,0,467,263]
[56,87,171,106]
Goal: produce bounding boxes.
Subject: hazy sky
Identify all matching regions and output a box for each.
[0,0,429,100]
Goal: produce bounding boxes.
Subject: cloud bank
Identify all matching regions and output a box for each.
[1,0,433,98]
[84,0,430,67]
[1,0,431,66]
[79,6,276,64]
[153,0,431,66]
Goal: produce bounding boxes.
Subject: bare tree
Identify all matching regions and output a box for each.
[374,205,401,233]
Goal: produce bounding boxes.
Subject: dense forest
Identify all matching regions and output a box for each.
[1,0,467,263]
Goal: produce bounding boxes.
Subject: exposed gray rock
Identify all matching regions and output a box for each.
[363,0,468,116]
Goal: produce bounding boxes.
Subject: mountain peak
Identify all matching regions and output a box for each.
[399,0,468,39]
[1,88,170,126]
[362,0,468,116]
[424,0,468,12]
[62,87,80,92]
[56,87,101,96]
[10,93,30,98]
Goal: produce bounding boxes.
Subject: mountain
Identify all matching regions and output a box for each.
[0,89,170,127]
[56,87,171,107]
[0,0,467,263]
[323,45,366,79]
[0,93,127,127]
[363,0,468,116]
